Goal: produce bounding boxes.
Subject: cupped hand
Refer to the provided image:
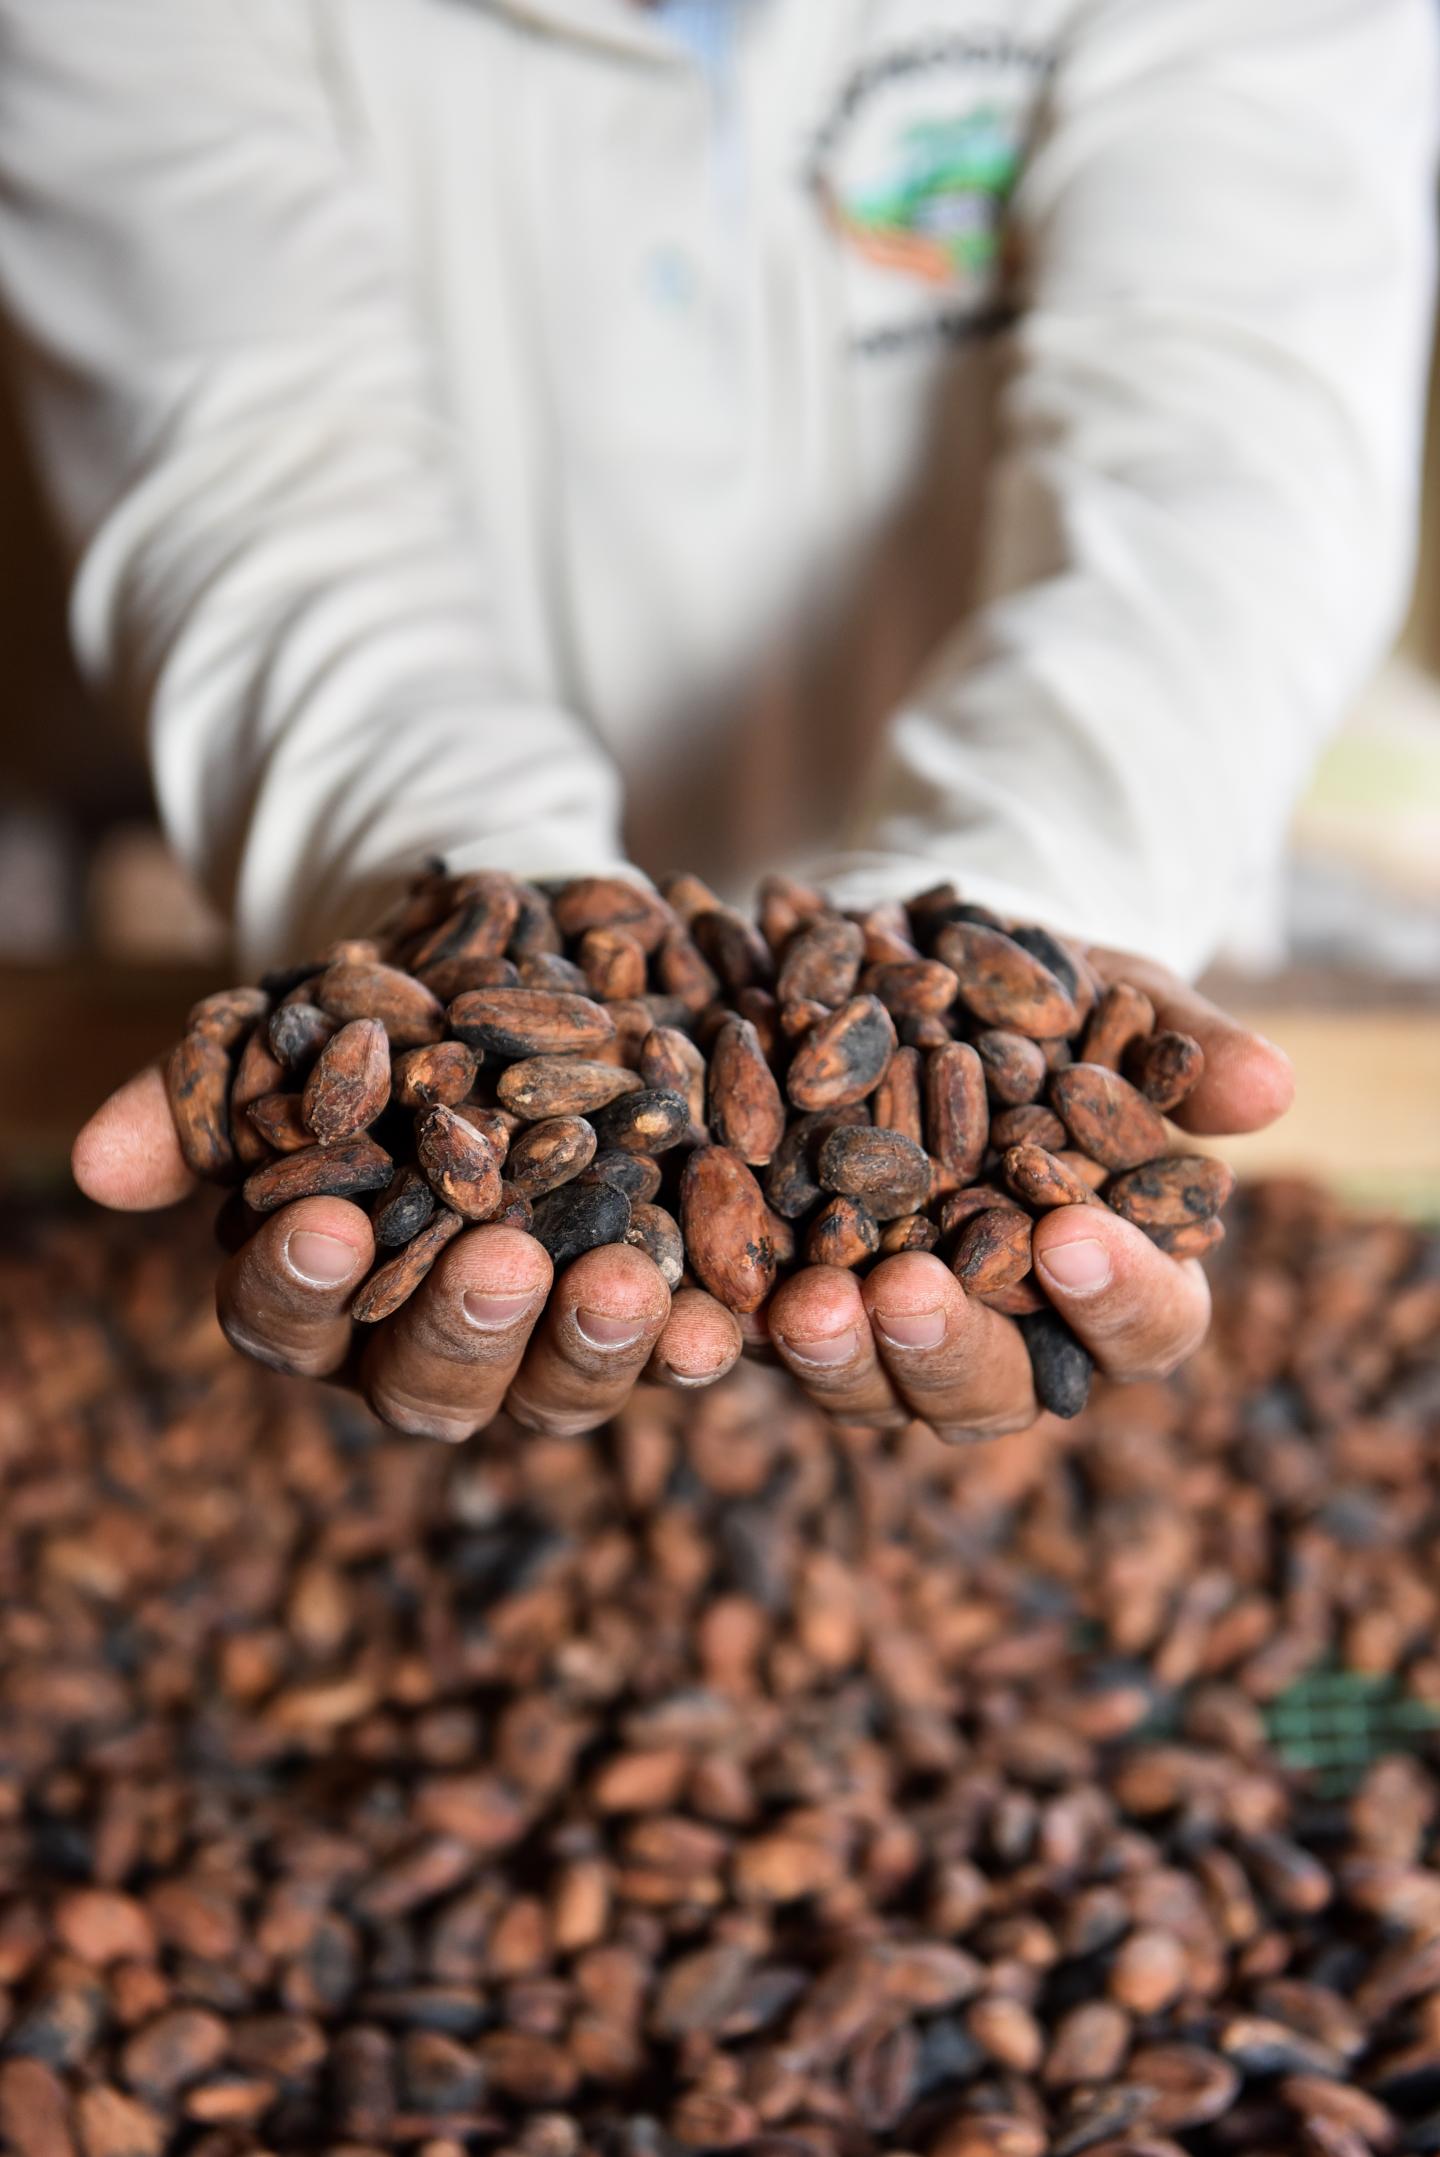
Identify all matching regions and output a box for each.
[752,950,1294,1440]
[72,1067,744,1442]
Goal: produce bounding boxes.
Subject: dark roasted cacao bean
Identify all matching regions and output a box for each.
[1018,1307,1094,1418]
[624,1204,686,1289]
[530,1179,632,1270]
[371,1166,437,1248]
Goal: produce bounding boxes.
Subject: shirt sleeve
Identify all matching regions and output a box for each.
[0,0,630,969]
[813,0,1439,976]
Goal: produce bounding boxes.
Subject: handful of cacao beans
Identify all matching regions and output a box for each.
[166,867,1233,1419]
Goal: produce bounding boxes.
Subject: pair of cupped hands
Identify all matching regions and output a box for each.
[74,934,1293,1445]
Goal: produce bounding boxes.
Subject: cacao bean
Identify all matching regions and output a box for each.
[589,1090,692,1156]
[925,1042,989,1186]
[448,988,616,1059]
[372,1166,437,1249]
[816,1127,931,1219]
[1127,1030,1206,1113]
[680,1149,777,1312]
[708,1019,786,1165]
[496,1057,642,1121]
[317,961,445,1048]
[506,1117,598,1201]
[1018,1308,1093,1418]
[166,1035,235,1179]
[530,1179,632,1270]
[975,1030,1048,1107]
[243,1134,393,1212]
[624,1204,686,1289]
[415,1106,504,1221]
[350,1209,464,1324]
[1051,1064,1169,1174]
[391,1042,478,1112]
[302,1019,391,1146]
[787,997,897,1112]
[806,1194,881,1270]
[935,923,1078,1038]
[776,917,864,1007]
[953,1208,1034,1293]
[1004,1143,1098,1211]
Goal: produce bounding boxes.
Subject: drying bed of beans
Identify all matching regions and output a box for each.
[0,1180,1438,2156]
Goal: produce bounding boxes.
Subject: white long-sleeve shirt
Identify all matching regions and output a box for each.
[0,0,1434,972]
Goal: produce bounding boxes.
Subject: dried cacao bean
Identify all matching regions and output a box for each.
[302,1019,391,1146]
[680,1148,777,1312]
[448,989,616,1060]
[806,1194,881,1270]
[506,1117,598,1201]
[530,1179,632,1270]
[708,1018,786,1165]
[787,997,897,1112]
[816,1127,931,1219]
[243,1135,393,1213]
[1051,1064,1169,1174]
[166,1035,235,1179]
[317,961,445,1048]
[935,923,1079,1038]
[391,1042,478,1111]
[624,1204,686,1289]
[350,1209,464,1324]
[415,1106,504,1221]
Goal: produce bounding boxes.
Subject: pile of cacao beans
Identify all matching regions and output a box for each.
[168,869,1232,1416]
[0,1180,1438,2155]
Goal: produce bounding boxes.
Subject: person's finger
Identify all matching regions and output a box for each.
[1088,947,1295,1136]
[72,1064,196,1212]
[1032,1204,1211,1382]
[505,1243,672,1437]
[766,1265,901,1424]
[648,1288,745,1390]
[215,1196,373,1379]
[860,1250,1038,1440]
[360,1224,553,1443]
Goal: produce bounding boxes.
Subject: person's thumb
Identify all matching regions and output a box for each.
[72,1063,197,1212]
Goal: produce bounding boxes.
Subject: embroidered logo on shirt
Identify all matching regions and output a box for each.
[807,28,1053,355]
[823,107,1020,287]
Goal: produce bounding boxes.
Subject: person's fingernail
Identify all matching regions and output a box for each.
[1039,1238,1112,1293]
[463,1290,538,1330]
[662,1365,724,1389]
[286,1231,361,1286]
[873,1307,947,1351]
[575,1309,648,1349]
[777,1326,859,1368]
